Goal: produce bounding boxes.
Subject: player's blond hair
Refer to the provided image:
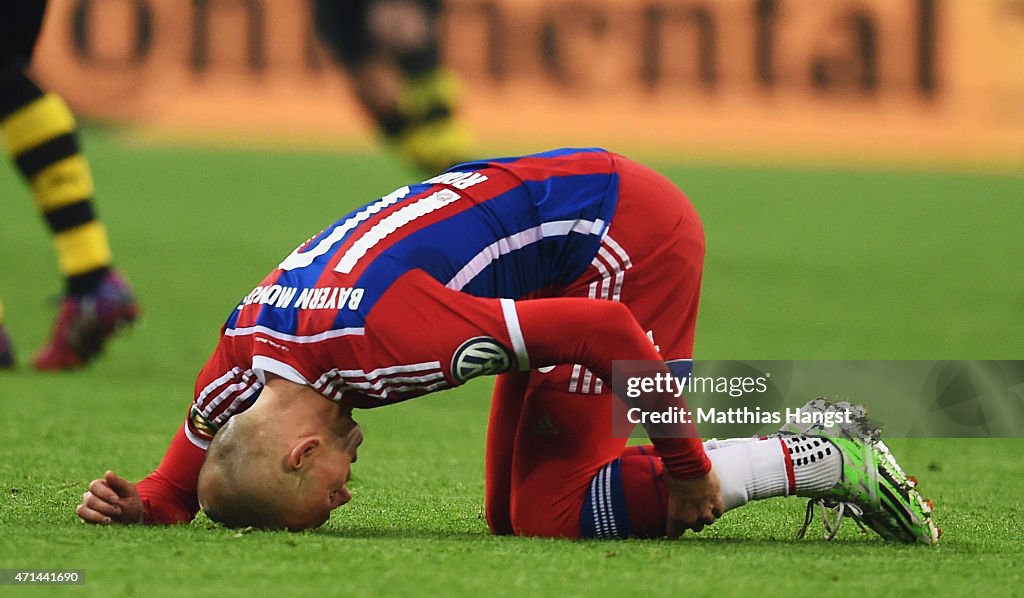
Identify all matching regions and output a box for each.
[197,414,295,529]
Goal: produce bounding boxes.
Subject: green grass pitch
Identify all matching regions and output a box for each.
[0,132,1022,596]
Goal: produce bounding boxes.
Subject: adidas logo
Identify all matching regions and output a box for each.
[531,414,559,436]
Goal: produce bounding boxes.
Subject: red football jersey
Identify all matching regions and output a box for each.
[137,149,710,524]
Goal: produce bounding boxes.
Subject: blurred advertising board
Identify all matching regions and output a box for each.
[33,0,1024,167]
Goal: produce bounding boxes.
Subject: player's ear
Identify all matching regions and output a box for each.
[287,437,321,471]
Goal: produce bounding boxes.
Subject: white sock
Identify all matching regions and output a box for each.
[779,435,843,496]
[703,437,760,451]
[707,436,841,511]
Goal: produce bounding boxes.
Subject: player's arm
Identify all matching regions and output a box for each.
[77,342,245,526]
[135,425,206,523]
[77,425,206,525]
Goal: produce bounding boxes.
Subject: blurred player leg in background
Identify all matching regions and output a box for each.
[312,0,471,173]
[0,1,140,371]
[0,300,13,368]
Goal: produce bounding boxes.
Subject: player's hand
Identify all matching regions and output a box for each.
[76,470,146,525]
[663,468,724,538]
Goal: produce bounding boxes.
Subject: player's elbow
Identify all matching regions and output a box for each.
[518,298,655,377]
[578,301,651,359]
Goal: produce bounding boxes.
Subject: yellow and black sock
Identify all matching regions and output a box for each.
[1,72,112,296]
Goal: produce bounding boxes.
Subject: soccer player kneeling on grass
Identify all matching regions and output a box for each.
[76,149,937,542]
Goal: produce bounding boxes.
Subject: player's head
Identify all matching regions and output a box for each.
[197,403,361,530]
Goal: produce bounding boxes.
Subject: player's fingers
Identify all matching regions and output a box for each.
[87,478,119,504]
[81,491,123,517]
[104,470,136,498]
[76,501,114,525]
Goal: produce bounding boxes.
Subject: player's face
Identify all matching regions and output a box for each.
[284,421,363,530]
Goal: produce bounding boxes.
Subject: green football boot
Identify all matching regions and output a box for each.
[779,399,940,544]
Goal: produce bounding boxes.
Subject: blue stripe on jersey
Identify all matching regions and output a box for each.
[229,148,620,334]
[280,181,439,288]
[459,172,619,297]
[525,171,618,232]
[350,184,537,303]
[227,182,438,333]
[459,238,553,298]
[225,303,241,329]
[338,170,617,329]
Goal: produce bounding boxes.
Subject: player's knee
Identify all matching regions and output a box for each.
[509,488,581,538]
[366,0,432,54]
[587,302,644,349]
